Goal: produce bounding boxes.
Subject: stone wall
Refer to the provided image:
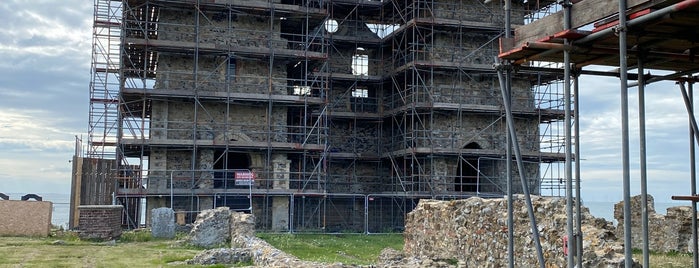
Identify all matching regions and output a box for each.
[404,196,633,267]
[328,122,380,154]
[155,102,287,142]
[0,200,52,236]
[77,205,123,240]
[615,194,695,253]
[430,32,496,66]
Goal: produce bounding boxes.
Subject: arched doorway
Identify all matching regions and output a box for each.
[213,151,250,189]
[456,142,481,192]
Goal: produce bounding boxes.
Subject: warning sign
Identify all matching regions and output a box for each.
[234,170,255,186]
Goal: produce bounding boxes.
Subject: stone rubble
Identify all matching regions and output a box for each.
[615,194,695,253]
[403,196,640,268]
[184,198,651,267]
[186,248,251,265]
[186,206,231,248]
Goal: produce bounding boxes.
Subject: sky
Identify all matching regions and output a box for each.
[0,1,695,207]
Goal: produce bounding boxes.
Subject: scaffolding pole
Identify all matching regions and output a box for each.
[691,81,699,268]
[496,64,545,268]
[504,1,514,266]
[637,54,650,268]
[616,0,633,266]
[562,0,574,267]
[573,68,582,268]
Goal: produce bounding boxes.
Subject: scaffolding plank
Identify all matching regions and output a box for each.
[122,88,325,104]
[123,38,327,59]
[514,0,648,47]
[120,138,326,151]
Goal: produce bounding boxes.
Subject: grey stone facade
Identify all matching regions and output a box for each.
[116,0,564,231]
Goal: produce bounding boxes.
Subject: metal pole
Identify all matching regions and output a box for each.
[497,67,545,268]
[170,172,174,208]
[574,70,583,268]
[638,56,650,268]
[679,81,699,268]
[617,0,633,266]
[561,1,575,267]
[690,81,698,268]
[504,0,514,267]
[679,83,699,143]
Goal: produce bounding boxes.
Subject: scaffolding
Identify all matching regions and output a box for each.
[82,0,567,232]
[498,0,699,267]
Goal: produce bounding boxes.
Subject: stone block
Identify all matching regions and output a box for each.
[151,207,176,239]
[187,207,231,248]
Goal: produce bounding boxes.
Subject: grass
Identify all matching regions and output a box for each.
[0,230,693,267]
[633,249,694,268]
[0,231,202,268]
[256,233,404,265]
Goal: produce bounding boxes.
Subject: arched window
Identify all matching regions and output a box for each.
[455,142,481,192]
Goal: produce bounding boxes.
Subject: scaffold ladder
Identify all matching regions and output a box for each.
[87,0,122,159]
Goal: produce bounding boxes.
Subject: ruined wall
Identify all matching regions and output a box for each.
[405,197,632,267]
[0,200,52,236]
[77,205,123,240]
[615,194,696,253]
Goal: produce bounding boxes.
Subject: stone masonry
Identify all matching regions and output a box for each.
[404,196,637,268]
[615,194,696,253]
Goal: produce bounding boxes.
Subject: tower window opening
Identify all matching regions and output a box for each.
[227,58,236,81]
[352,48,369,76]
[351,87,368,98]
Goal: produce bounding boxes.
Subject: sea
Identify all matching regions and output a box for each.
[6,193,689,229]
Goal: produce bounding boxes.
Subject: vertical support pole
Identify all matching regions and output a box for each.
[573,70,583,268]
[504,1,514,267]
[637,56,649,268]
[497,67,545,268]
[617,0,633,266]
[562,1,574,267]
[679,81,699,267]
[688,81,699,268]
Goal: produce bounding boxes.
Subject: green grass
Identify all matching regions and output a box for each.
[633,249,694,268]
[0,231,202,268]
[256,233,404,265]
[1,230,692,267]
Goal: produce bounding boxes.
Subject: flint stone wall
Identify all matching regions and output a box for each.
[77,205,123,240]
[188,206,232,248]
[615,194,695,253]
[404,196,636,268]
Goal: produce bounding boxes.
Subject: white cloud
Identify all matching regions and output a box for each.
[0,2,90,195]
[575,72,696,203]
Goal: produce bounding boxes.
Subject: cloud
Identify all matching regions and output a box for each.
[576,72,695,203]
[0,1,90,193]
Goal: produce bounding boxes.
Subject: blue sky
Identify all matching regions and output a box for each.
[0,1,694,207]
